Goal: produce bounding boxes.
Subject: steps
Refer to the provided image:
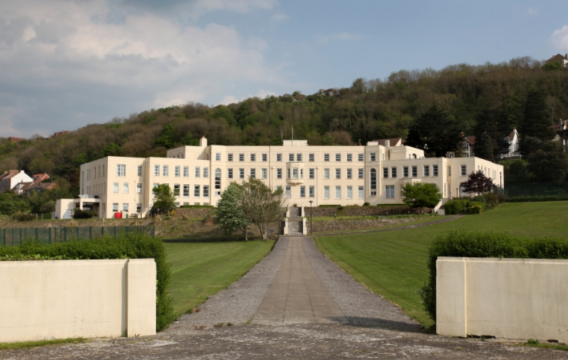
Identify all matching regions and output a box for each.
[283,207,307,235]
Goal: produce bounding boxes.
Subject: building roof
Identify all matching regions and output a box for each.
[8,137,26,142]
[374,138,404,147]
[464,135,476,145]
[32,173,50,183]
[50,131,70,138]
[545,54,568,64]
[22,182,56,193]
[0,170,21,181]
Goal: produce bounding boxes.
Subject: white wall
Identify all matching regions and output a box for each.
[437,257,568,342]
[0,259,156,342]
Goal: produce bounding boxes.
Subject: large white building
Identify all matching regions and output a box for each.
[57,137,503,219]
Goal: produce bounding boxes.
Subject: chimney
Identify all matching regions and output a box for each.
[199,137,208,147]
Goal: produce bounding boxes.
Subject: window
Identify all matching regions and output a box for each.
[227,168,233,179]
[309,168,315,179]
[137,183,142,194]
[424,165,430,176]
[392,167,397,178]
[239,154,244,162]
[383,167,389,178]
[137,165,142,176]
[117,164,126,177]
[183,185,189,197]
[370,153,376,161]
[154,165,160,176]
[173,184,180,196]
[433,165,439,176]
[358,168,364,179]
[195,167,200,178]
[250,154,256,162]
[358,153,363,162]
[215,169,221,190]
[347,154,352,162]
[335,168,341,179]
[262,168,267,179]
[262,153,267,162]
[194,185,200,197]
[289,154,294,162]
[461,165,466,176]
[163,165,169,176]
[296,154,302,162]
[403,166,409,177]
[324,153,330,162]
[175,166,180,177]
[386,185,395,199]
[153,183,158,189]
[277,153,282,162]
[250,168,256,178]
[113,183,119,193]
[309,186,315,198]
[239,169,244,179]
[300,186,306,198]
[324,169,330,179]
[228,154,233,162]
[324,186,330,199]
[412,166,417,177]
[102,165,105,176]
[370,169,377,195]
[287,168,291,179]
[137,203,142,212]
[123,203,129,212]
[292,168,298,179]
[358,186,364,199]
[344,168,351,179]
[277,168,282,179]
[448,166,452,176]
[336,154,341,162]
[309,153,314,162]
[203,185,209,198]
[184,166,189,177]
[112,203,119,212]
[347,186,353,199]
[335,186,341,199]
[285,186,291,198]
[215,153,221,161]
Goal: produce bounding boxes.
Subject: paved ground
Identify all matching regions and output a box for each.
[1,235,567,359]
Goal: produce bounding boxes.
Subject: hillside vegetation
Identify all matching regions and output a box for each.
[2,56,568,192]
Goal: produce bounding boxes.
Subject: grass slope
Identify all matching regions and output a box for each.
[165,240,274,317]
[314,202,568,329]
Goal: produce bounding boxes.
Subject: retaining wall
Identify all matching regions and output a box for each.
[437,257,568,342]
[305,206,430,217]
[0,259,156,343]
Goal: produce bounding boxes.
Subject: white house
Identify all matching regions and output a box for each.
[0,170,33,194]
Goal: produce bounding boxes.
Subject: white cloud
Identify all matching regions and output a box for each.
[551,25,568,50]
[0,0,284,136]
[220,95,239,105]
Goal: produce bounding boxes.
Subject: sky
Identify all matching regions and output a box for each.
[2,0,568,138]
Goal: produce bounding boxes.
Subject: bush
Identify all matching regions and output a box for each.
[72,209,98,219]
[421,231,568,323]
[12,212,35,221]
[443,199,468,214]
[363,202,370,206]
[467,205,483,214]
[319,205,340,208]
[0,233,174,332]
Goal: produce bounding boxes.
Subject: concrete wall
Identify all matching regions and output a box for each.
[0,259,156,343]
[437,257,568,342]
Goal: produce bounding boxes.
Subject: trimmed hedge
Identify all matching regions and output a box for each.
[507,195,568,203]
[0,233,174,332]
[179,205,215,208]
[422,231,568,323]
[443,199,468,214]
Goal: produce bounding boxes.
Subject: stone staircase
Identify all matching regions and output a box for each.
[283,207,307,235]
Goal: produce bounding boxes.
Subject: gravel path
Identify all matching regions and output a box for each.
[166,237,289,334]
[303,236,422,331]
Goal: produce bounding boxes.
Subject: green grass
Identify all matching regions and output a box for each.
[314,202,568,329]
[165,240,274,317]
[0,338,87,351]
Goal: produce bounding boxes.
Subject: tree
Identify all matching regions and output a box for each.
[239,178,285,241]
[460,170,495,195]
[152,184,176,215]
[473,107,512,162]
[401,183,442,208]
[406,105,463,157]
[526,141,568,183]
[519,89,555,156]
[216,183,250,240]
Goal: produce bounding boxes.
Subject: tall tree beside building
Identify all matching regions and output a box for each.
[473,107,512,162]
[406,105,463,157]
[519,89,555,157]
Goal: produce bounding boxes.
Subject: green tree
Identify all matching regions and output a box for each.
[526,141,568,183]
[238,178,285,240]
[0,192,30,215]
[406,105,463,157]
[401,183,442,208]
[152,184,176,214]
[28,190,55,214]
[519,89,555,156]
[155,124,176,149]
[460,170,495,194]
[216,183,250,240]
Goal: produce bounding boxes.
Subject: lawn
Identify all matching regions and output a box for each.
[314,201,568,329]
[165,240,274,317]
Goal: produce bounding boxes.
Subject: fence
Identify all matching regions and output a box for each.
[504,182,568,198]
[0,225,155,247]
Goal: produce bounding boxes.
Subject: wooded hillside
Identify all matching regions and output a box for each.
[2,56,568,192]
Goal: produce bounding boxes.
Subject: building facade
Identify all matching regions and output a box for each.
[75,137,504,218]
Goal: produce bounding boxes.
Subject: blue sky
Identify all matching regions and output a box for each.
[1,0,568,137]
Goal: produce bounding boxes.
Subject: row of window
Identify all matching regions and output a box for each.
[280,185,365,200]
[153,165,210,178]
[381,165,440,178]
[222,153,369,163]
[152,183,211,198]
[112,203,142,213]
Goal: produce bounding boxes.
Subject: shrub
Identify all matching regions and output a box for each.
[179,205,214,208]
[0,233,175,331]
[421,231,568,323]
[337,206,344,211]
[12,212,35,221]
[363,202,370,206]
[319,205,340,208]
[72,209,98,219]
[443,199,468,214]
[507,195,568,202]
[467,205,482,214]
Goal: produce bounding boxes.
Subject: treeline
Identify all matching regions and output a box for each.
[2,55,568,192]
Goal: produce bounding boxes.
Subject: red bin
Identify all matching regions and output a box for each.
[114,212,122,219]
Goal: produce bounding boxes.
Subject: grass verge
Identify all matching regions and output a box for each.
[314,202,568,329]
[165,240,274,317]
[0,338,87,351]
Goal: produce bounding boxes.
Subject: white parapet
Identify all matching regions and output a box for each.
[0,259,156,343]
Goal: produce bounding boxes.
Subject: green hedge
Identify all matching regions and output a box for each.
[422,231,568,323]
[179,205,215,208]
[443,199,468,214]
[507,195,568,203]
[0,233,174,332]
